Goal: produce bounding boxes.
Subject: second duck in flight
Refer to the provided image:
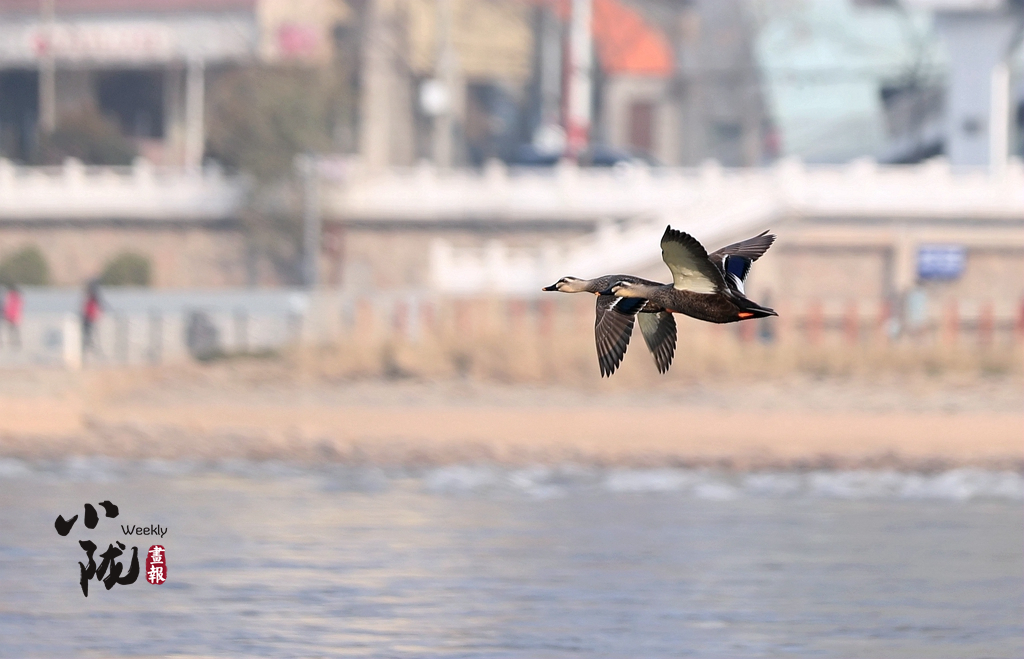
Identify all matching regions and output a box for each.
[543,226,777,377]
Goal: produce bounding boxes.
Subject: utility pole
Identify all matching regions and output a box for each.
[298,154,322,289]
[989,59,1009,176]
[531,4,564,154]
[432,0,457,167]
[184,58,205,169]
[38,0,57,135]
[360,0,390,169]
[566,0,593,159]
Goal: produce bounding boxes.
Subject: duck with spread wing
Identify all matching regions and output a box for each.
[603,227,777,324]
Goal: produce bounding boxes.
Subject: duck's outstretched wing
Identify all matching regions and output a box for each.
[660,227,728,294]
[637,311,676,374]
[708,230,776,294]
[594,296,644,377]
[708,230,776,264]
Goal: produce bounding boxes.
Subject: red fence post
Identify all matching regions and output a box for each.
[978,301,994,348]
[1017,297,1024,342]
[537,299,554,337]
[392,300,407,339]
[806,299,823,346]
[455,299,471,337]
[943,299,959,346]
[876,299,892,343]
[356,298,373,336]
[420,301,435,337]
[508,299,526,334]
[843,300,858,346]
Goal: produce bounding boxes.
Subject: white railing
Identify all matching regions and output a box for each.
[324,157,1024,294]
[3,157,1022,294]
[0,158,249,221]
[326,157,1024,224]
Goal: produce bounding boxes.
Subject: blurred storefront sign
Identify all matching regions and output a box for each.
[0,18,256,66]
[32,23,174,62]
[275,23,320,60]
[917,244,966,280]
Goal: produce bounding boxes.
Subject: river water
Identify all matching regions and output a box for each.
[1,458,1021,658]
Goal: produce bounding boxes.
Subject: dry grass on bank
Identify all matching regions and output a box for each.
[289,324,1022,388]
[269,294,1022,385]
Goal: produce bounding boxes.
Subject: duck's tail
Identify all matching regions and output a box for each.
[735,296,778,320]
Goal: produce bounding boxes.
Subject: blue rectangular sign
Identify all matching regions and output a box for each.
[917,245,965,281]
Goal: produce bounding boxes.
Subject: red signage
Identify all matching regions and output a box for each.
[145,545,167,585]
[31,23,174,61]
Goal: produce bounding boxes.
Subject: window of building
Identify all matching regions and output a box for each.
[96,70,165,139]
[0,70,39,162]
[628,101,654,154]
[712,121,743,166]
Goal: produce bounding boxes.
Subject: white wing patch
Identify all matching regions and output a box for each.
[727,271,745,294]
[661,239,719,294]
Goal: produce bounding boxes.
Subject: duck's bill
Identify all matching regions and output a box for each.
[542,284,558,291]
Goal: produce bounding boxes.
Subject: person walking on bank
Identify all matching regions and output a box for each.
[3,285,23,350]
[82,281,104,356]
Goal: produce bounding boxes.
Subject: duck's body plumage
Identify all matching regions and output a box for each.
[609,227,777,324]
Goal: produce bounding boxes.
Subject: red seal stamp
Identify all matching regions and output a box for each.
[145,545,167,585]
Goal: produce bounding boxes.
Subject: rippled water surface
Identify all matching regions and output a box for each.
[1,459,1021,658]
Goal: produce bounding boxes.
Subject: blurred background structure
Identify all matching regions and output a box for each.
[0,0,1021,370]
[2,6,1021,656]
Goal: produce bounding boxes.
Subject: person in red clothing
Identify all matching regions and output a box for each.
[82,281,103,354]
[3,285,23,349]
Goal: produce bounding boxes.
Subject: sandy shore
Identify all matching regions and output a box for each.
[1,366,1021,470]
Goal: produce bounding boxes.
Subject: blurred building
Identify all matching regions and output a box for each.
[669,0,770,166]
[901,0,1024,167]
[357,0,535,168]
[755,0,942,163]
[0,0,349,288]
[357,0,772,168]
[322,160,1024,319]
[0,0,348,166]
[757,0,1023,166]
[0,0,1021,307]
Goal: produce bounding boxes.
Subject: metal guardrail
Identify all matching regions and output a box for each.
[0,288,309,368]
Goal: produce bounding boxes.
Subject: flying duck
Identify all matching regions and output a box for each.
[603,227,777,324]
[542,275,677,377]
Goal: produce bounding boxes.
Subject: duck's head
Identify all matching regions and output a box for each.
[605,281,644,298]
[542,276,588,293]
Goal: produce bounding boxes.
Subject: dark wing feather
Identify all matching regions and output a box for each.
[708,230,776,265]
[724,255,752,281]
[709,231,775,294]
[720,254,752,294]
[660,227,728,294]
[637,311,677,374]
[594,295,637,377]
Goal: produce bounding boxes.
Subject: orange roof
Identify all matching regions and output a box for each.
[592,0,672,77]
[529,0,673,77]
